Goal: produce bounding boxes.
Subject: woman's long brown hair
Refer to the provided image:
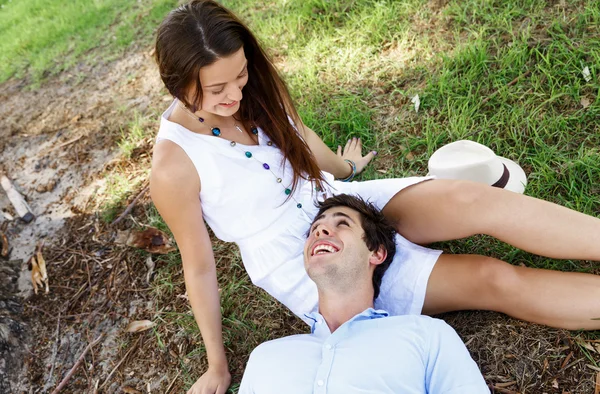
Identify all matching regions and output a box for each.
[155,0,325,192]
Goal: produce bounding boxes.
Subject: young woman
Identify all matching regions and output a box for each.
[151,1,600,393]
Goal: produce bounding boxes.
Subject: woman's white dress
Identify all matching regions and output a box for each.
[156,100,442,323]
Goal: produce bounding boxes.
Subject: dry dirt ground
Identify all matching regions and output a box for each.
[1,48,600,393]
[0,49,171,393]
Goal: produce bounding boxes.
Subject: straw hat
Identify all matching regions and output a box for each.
[428,140,527,194]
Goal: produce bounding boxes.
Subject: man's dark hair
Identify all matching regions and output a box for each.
[312,194,396,300]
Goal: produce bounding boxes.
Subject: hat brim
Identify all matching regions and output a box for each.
[499,156,527,194]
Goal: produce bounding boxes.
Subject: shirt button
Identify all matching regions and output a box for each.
[325,344,332,350]
[317,380,324,386]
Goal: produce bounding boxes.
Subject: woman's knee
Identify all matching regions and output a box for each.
[474,257,524,310]
[424,254,522,314]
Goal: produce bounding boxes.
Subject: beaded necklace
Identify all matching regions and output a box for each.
[179,104,306,209]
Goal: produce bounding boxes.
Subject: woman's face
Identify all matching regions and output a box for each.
[195,47,249,117]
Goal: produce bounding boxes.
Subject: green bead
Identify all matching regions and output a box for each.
[296,203,302,208]
[245,151,252,158]
[285,188,291,195]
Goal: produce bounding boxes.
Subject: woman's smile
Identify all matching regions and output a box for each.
[219,100,238,108]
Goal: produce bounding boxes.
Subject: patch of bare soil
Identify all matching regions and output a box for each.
[445,311,599,393]
[22,214,168,393]
[20,210,306,393]
[0,48,164,271]
[0,46,305,393]
[0,47,167,392]
[0,258,28,393]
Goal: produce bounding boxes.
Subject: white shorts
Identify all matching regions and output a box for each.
[239,176,442,324]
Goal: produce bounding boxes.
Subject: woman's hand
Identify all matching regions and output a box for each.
[187,365,231,394]
[297,121,376,179]
[337,137,377,175]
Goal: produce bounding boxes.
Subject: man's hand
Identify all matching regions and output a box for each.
[187,365,231,394]
[337,137,376,175]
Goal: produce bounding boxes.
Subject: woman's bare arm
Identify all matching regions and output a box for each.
[296,120,376,178]
[150,140,230,394]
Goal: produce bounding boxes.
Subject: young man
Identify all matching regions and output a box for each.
[239,194,489,393]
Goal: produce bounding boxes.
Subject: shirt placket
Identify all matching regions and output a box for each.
[312,320,345,393]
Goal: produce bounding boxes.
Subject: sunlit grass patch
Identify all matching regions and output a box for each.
[0,0,177,84]
[118,112,155,159]
[93,110,156,223]
[97,172,146,223]
[142,0,599,391]
[299,90,375,146]
[223,0,600,281]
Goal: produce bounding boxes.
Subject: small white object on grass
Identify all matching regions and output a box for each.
[0,175,34,223]
[1,211,14,221]
[125,320,156,333]
[411,94,420,113]
[582,66,591,82]
[581,97,591,109]
[145,256,155,284]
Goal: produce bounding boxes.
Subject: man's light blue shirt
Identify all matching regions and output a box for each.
[239,308,488,393]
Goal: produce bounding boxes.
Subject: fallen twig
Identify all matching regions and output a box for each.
[50,333,104,394]
[493,381,516,389]
[490,385,519,394]
[165,370,181,394]
[111,185,149,226]
[588,364,600,372]
[0,175,34,223]
[26,305,56,319]
[55,135,82,149]
[560,351,574,370]
[83,332,97,394]
[91,379,99,394]
[481,70,532,105]
[98,337,141,390]
[43,313,62,393]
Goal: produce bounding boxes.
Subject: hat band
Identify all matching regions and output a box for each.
[491,164,509,188]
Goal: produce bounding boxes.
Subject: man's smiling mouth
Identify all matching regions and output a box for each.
[311,242,340,256]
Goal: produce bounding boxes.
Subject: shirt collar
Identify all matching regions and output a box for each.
[304,308,389,337]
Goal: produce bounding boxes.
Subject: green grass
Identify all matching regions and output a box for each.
[5,0,599,392]
[179,0,598,390]
[98,171,147,223]
[118,112,153,159]
[0,0,177,84]
[140,0,599,391]
[98,112,155,223]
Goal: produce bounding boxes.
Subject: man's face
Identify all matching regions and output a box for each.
[304,206,375,287]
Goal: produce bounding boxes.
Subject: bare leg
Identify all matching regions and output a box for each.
[422,254,600,330]
[382,179,600,261]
